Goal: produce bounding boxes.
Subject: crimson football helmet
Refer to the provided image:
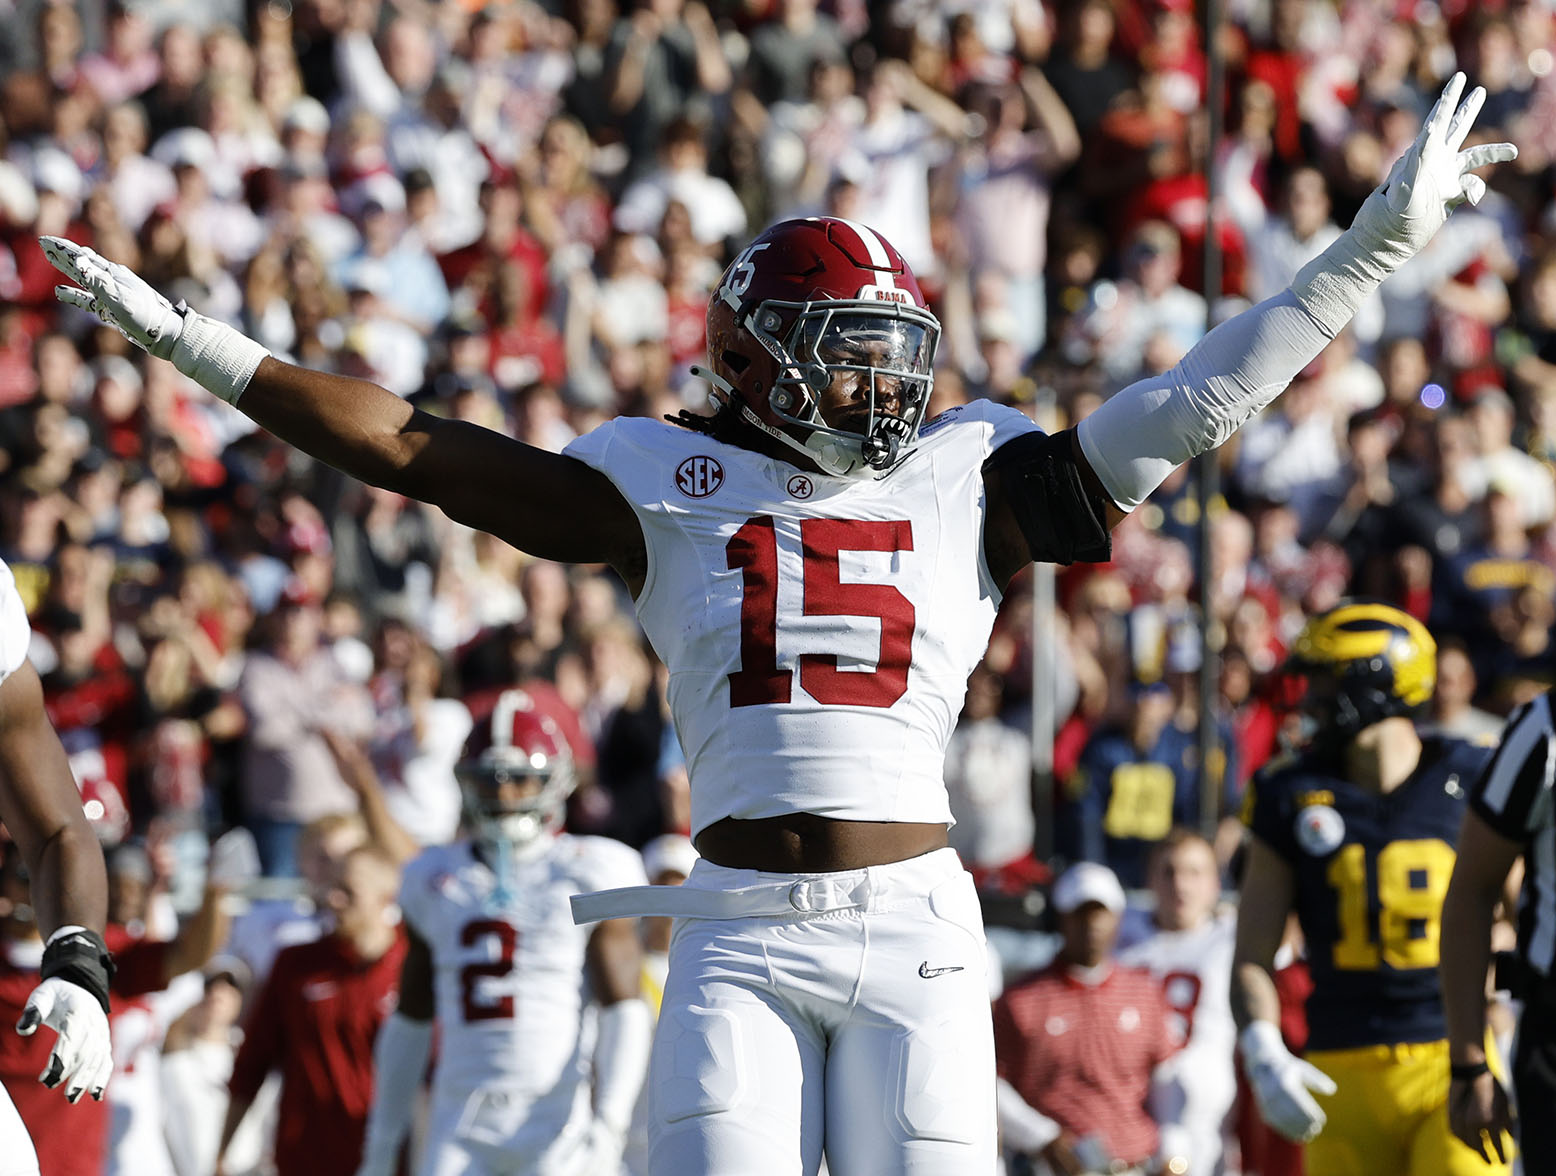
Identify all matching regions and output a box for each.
[696,217,940,477]
[456,689,576,849]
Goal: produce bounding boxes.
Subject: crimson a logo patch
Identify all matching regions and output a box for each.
[675,455,724,498]
[787,474,814,499]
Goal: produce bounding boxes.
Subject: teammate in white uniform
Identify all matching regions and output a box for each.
[0,556,117,1173]
[1118,829,1238,1176]
[40,77,1514,1175]
[356,689,651,1176]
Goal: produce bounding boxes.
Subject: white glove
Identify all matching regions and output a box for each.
[1239,1021,1336,1143]
[16,976,113,1103]
[207,828,261,891]
[1294,72,1518,336]
[1366,71,1514,240]
[41,235,269,405]
[39,236,185,359]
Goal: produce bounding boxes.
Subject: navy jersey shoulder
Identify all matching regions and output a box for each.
[1250,736,1487,1051]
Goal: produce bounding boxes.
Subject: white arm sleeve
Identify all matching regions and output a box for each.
[1075,177,1421,513]
[592,998,653,1132]
[357,1013,432,1176]
[996,1076,1063,1154]
[1075,286,1334,511]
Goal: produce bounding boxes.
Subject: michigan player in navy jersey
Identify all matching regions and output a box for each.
[1231,603,1513,1175]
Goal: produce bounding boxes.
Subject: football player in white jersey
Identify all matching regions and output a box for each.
[0,556,116,1172]
[1118,828,1238,1176]
[40,77,1514,1176]
[355,689,650,1176]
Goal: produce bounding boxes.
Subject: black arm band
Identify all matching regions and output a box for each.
[40,929,115,1015]
[983,429,1113,567]
[1449,1062,1490,1082]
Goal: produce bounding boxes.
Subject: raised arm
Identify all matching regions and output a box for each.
[983,78,1513,584]
[37,240,648,593]
[988,74,1515,573]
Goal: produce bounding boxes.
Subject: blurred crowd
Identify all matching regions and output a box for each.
[0,0,1552,1170]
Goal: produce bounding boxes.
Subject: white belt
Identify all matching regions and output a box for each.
[571,872,875,925]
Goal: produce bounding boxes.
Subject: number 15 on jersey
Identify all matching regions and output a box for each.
[726,515,916,709]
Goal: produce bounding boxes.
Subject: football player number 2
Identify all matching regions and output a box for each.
[460,919,517,1021]
[727,516,914,708]
[1327,839,1455,970]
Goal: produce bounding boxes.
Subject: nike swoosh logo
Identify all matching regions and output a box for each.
[918,962,965,979]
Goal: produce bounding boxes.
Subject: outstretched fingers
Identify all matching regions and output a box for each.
[1445,84,1487,152]
[39,236,90,285]
[54,286,96,313]
[1424,71,1466,142]
[1459,142,1519,172]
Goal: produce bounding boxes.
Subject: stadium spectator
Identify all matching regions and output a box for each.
[1073,220,1205,387]
[603,0,731,175]
[744,0,845,106]
[1043,0,1133,138]
[236,592,374,876]
[995,862,1182,1175]
[1063,680,1203,888]
[1428,639,1505,743]
[614,116,746,250]
[944,665,1038,891]
[953,69,1079,362]
[217,845,406,1176]
[1118,830,1238,1176]
[160,957,257,1176]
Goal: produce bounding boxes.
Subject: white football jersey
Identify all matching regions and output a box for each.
[398,834,646,1114]
[0,559,31,684]
[1118,910,1238,1176]
[564,400,1039,836]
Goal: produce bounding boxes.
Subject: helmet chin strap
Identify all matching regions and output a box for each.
[692,364,867,477]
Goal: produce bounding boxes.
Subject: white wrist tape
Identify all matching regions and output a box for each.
[45,925,91,947]
[359,1012,432,1169]
[592,998,653,1133]
[170,309,269,406]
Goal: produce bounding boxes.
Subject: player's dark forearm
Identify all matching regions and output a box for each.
[26,822,107,938]
[1230,960,1282,1033]
[1440,875,1499,1063]
[237,358,427,495]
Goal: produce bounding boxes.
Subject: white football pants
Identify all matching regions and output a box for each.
[646,848,996,1176]
[0,1086,38,1176]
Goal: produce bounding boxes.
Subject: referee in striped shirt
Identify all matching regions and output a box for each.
[1441,692,1556,1167]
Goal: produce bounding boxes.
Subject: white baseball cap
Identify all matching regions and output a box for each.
[1051,862,1126,915]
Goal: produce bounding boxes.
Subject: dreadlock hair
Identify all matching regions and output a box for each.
[665,397,744,445]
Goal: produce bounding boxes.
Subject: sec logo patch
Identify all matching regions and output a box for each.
[675,455,724,498]
[1294,804,1345,856]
